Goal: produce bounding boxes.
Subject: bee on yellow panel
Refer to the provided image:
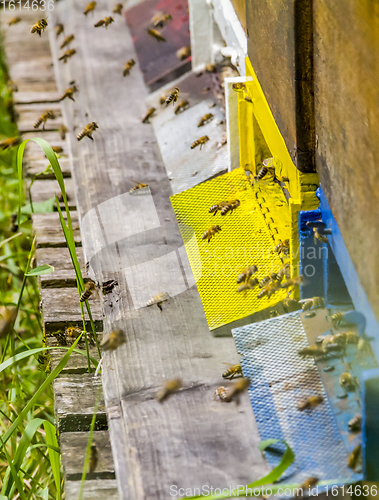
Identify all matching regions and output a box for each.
[77,122,99,141]
[174,100,189,114]
[123,59,136,76]
[59,49,77,63]
[156,379,182,403]
[165,87,179,106]
[202,225,221,243]
[34,110,56,130]
[236,265,258,284]
[94,17,114,28]
[191,136,209,150]
[113,3,123,15]
[84,1,97,16]
[147,28,166,42]
[142,108,156,123]
[60,34,74,49]
[30,18,48,37]
[8,17,21,26]
[237,278,259,293]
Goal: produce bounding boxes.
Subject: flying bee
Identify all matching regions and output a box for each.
[8,80,18,92]
[156,378,182,403]
[94,17,114,28]
[348,444,362,470]
[348,415,362,432]
[146,292,171,311]
[202,225,221,243]
[237,278,259,293]
[191,136,210,150]
[147,28,166,42]
[79,281,97,302]
[59,85,78,102]
[0,307,17,339]
[59,49,77,63]
[176,45,191,60]
[297,395,323,411]
[52,146,63,154]
[340,372,358,390]
[222,363,242,380]
[152,12,172,28]
[59,124,69,140]
[77,122,99,141]
[113,3,123,15]
[8,17,21,26]
[34,110,56,130]
[166,87,179,106]
[123,59,136,76]
[331,312,343,327]
[258,276,271,288]
[280,276,303,289]
[84,1,97,15]
[221,200,240,215]
[100,329,127,351]
[197,113,214,127]
[237,265,258,284]
[142,107,156,123]
[313,228,328,244]
[55,23,64,37]
[60,34,74,49]
[130,182,148,192]
[275,239,290,255]
[214,386,228,402]
[174,100,190,114]
[232,82,246,92]
[224,378,250,404]
[0,136,22,151]
[89,444,98,473]
[298,345,324,359]
[31,18,48,37]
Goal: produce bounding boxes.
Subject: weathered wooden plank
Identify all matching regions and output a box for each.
[47,335,102,374]
[65,479,119,500]
[36,247,84,287]
[313,0,379,320]
[15,103,63,133]
[14,91,61,105]
[32,212,82,248]
[25,158,71,179]
[53,374,107,432]
[29,178,76,209]
[41,287,103,332]
[60,431,115,481]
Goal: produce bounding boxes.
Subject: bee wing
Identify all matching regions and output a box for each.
[222,362,236,367]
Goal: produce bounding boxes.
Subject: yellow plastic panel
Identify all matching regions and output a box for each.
[170,168,290,331]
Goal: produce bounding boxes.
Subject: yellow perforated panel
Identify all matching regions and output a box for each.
[170,167,291,331]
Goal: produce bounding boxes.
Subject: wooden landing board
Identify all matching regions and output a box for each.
[50,1,269,498]
[60,431,115,481]
[32,212,82,248]
[47,335,101,374]
[29,177,76,209]
[36,246,85,287]
[15,103,63,133]
[65,479,119,500]
[25,157,71,179]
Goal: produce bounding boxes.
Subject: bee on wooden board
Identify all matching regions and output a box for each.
[142,107,156,123]
[60,34,75,49]
[89,444,98,473]
[84,1,97,16]
[237,278,259,293]
[34,110,56,130]
[222,363,243,380]
[348,415,362,432]
[0,307,17,339]
[176,45,191,60]
[146,292,171,311]
[59,49,77,63]
[94,17,114,28]
[166,87,179,106]
[59,85,78,102]
[191,136,210,150]
[156,378,182,403]
[123,59,136,76]
[197,113,214,127]
[147,28,166,42]
[65,326,84,340]
[77,122,99,141]
[59,124,69,140]
[31,18,48,37]
[130,182,148,193]
[224,378,251,404]
[55,23,64,37]
[232,82,246,92]
[174,100,190,114]
[348,444,362,470]
[0,136,22,151]
[236,265,258,284]
[152,12,172,29]
[79,281,97,302]
[214,386,228,402]
[202,225,221,243]
[297,395,323,411]
[8,17,21,26]
[113,3,123,15]
[100,329,127,351]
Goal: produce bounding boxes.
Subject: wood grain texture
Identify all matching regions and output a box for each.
[313,0,379,320]
[65,479,119,500]
[25,158,71,179]
[29,178,76,209]
[49,2,269,497]
[15,103,63,133]
[36,246,85,287]
[47,335,102,374]
[32,212,81,248]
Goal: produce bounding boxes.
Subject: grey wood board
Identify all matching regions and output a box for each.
[64,479,119,500]
[25,157,71,179]
[32,212,82,248]
[47,335,102,374]
[29,177,76,208]
[15,103,63,133]
[14,91,62,104]
[54,374,107,432]
[49,1,268,498]
[60,431,115,481]
[36,246,85,287]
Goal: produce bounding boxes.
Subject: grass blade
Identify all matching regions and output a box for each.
[0,435,27,500]
[43,420,62,500]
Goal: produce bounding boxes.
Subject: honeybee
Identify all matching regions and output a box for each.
[55,23,64,37]
[347,444,361,470]
[208,201,227,215]
[84,1,97,15]
[8,17,21,26]
[146,292,171,311]
[59,49,77,63]
[102,279,118,294]
[297,395,323,411]
[255,166,269,180]
[34,110,56,130]
[224,378,250,404]
[142,107,156,123]
[94,17,114,28]
[280,276,303,289]
[77,122,99,141]
[331,312,343,327]
[236,265,258,284]
[348,415,362,432]
[214,386,228,402]
[202,225,221,243]
[166,87,179,106]
[8,80,18,92]
[130,182,148,192]
[65,326,84,339]
[275,239,290,255]
[197,113,214,127]
[237,278,259,293]
[277,263,291,282]
[298,346,324,358]
[0,136,22,150]
[232,82,246,92]
[113,3,123,15]
[0,307,17,339]
[222,363,242,380]
[59,85,78,102]
[152,12,172,28]
[100,329,127,351]
[89,444,98,473]
[52,146,63,154]
[298,477,319,492]
[59,124,69,140]
[31,18,48,37]
[258,276,271,288]
[313,228,328,244]
[205,64,217,73]
[257,282,280,299]
[191,136,210,149]
[156,378,182,403]
[147,28,166,42]
[59,34,74,49]
[79,281,97,302]
[340,372,358,390]
[174,100,189,114]
[283,296,301,310]
[37,352,50,372]
[176,46,191,60]
[300,296,324,311]
[221,200,241,215]
[123,59,136,76]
